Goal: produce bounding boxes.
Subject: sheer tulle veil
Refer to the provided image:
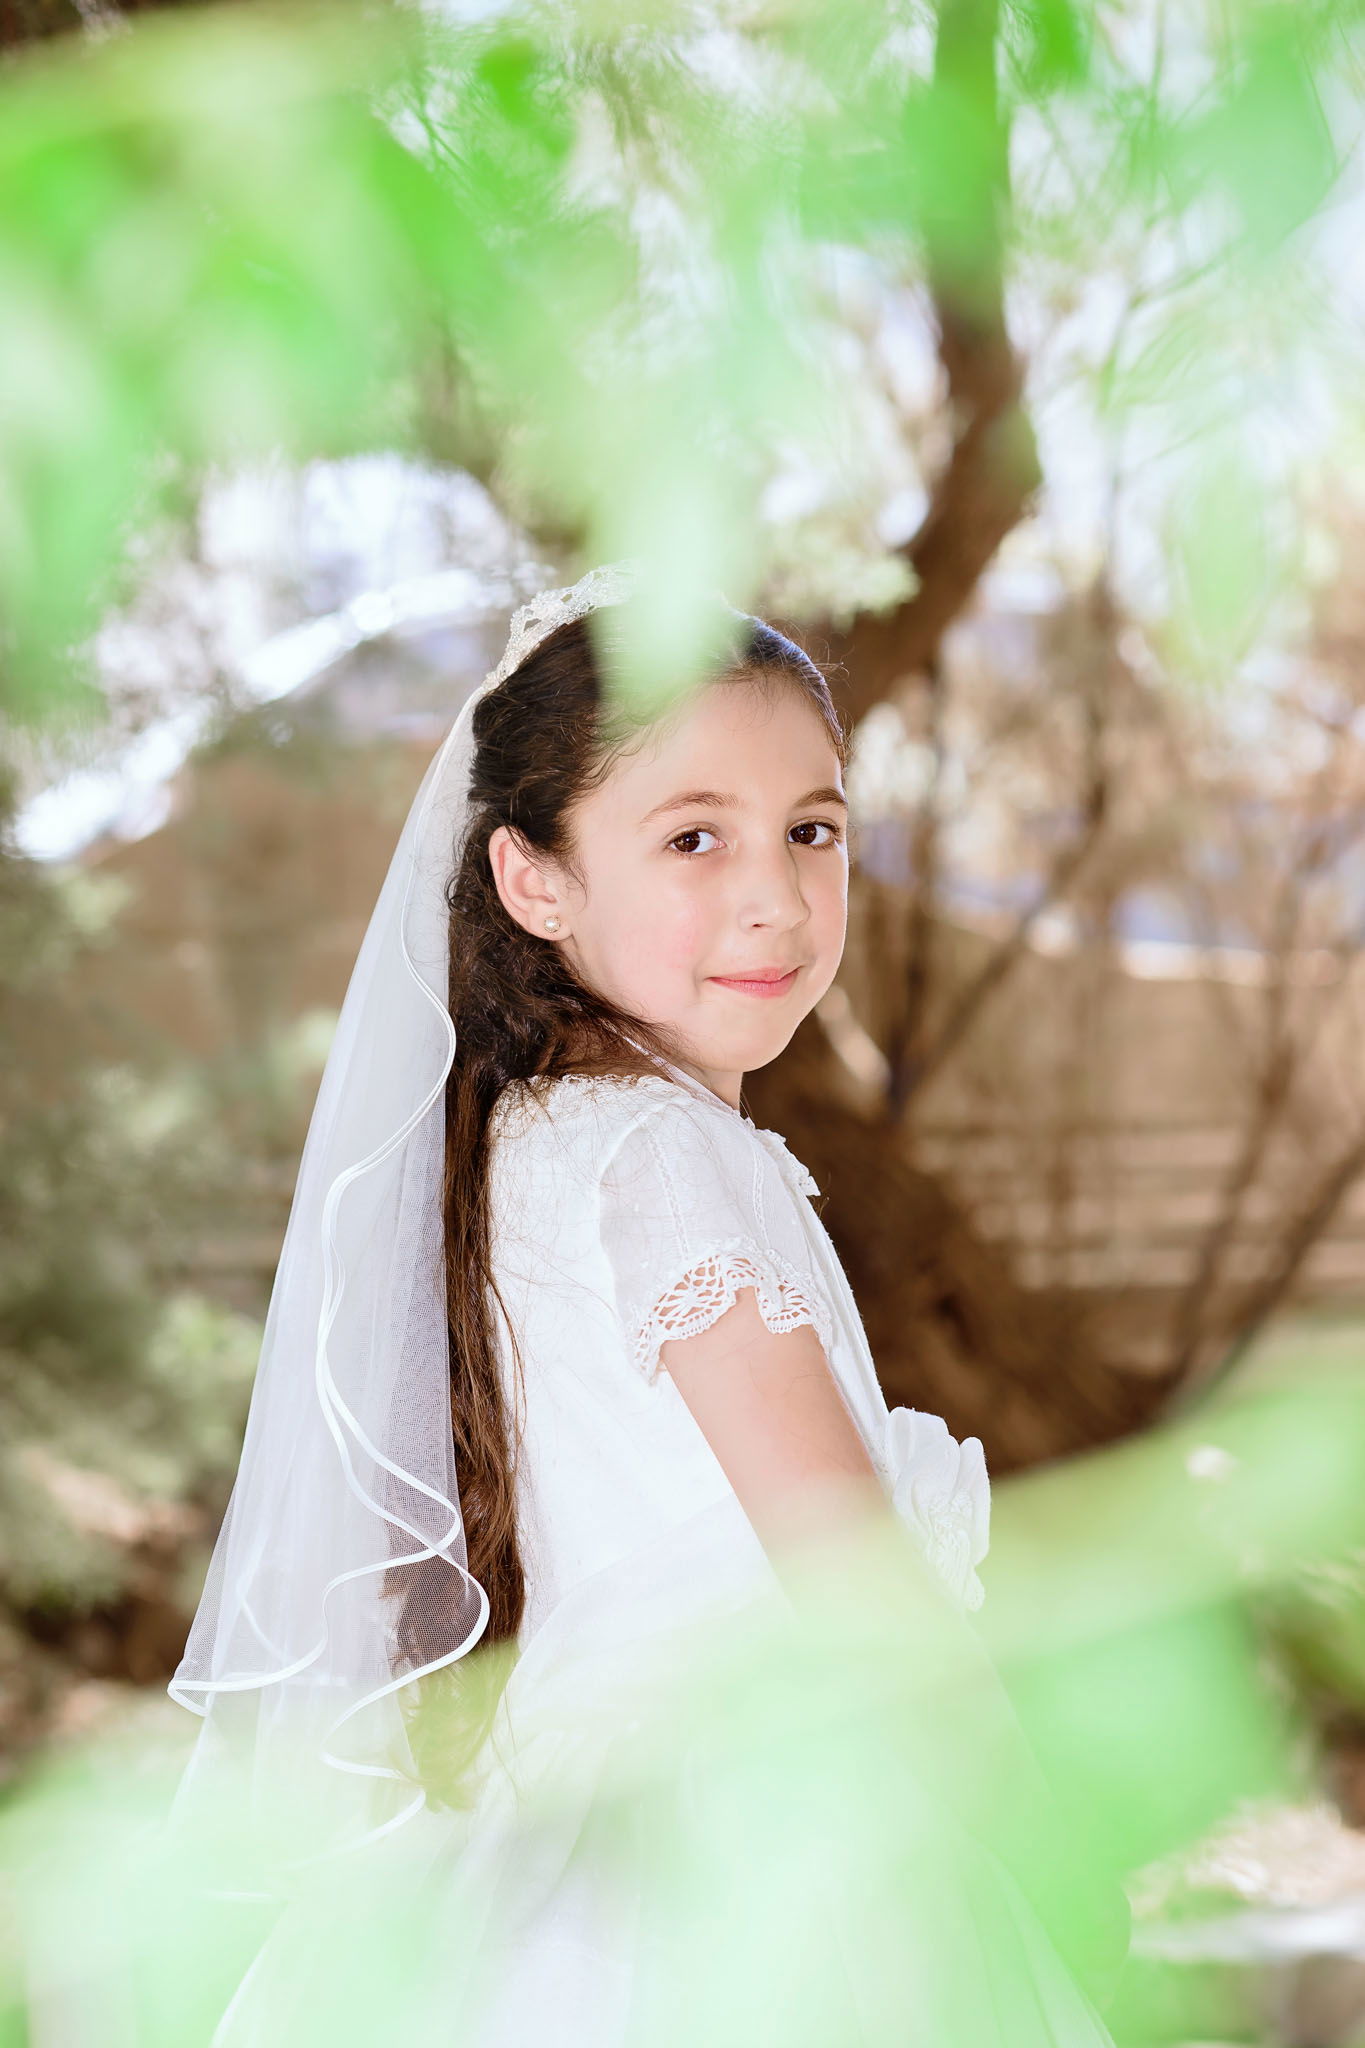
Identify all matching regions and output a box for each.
[167,559,642,1875]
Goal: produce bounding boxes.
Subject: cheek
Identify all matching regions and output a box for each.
[658,911,709,973]
[608,867,710,973]
[824,868,850,937]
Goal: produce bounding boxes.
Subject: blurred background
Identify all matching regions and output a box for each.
[4,0,1365,2041]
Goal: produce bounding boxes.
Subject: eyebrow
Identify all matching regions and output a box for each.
[637,785,848,828]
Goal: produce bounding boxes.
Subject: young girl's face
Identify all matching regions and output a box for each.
[534,677,848,1107]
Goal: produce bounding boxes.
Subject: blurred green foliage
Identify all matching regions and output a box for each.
[977,1335,1365,1936]
[0,1514,1135,2047]
[0,0,1359,718]
[3,1431,1363,2048]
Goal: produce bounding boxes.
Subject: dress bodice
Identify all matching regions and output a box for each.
[486,1060,990,1651]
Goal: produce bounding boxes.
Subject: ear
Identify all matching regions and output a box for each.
[487,824,571,941]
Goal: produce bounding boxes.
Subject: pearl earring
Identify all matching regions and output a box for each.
[544,915,562,933]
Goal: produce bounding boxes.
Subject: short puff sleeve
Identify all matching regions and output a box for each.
[599,1097,838,1385]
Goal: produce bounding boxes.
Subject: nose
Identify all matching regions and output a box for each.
[735,837,812,932]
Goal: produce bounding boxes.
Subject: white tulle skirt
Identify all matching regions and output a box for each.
[209,1502,1123,2048]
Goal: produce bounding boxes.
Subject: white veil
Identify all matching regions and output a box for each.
[167,559,641,1878]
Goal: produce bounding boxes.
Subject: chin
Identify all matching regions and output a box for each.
[724,1025,799,1072]
[668,999,806,1074]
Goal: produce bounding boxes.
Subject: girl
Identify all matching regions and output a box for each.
[170,562,1125,2045]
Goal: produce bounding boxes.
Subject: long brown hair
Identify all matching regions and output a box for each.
[402,600,845,1804]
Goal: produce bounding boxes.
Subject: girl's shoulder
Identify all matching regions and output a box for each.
[490,1068,821,1203]
[491,1068,733,1155]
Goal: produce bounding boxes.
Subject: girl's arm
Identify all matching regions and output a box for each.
[659,1285,889,1565]
[665,1286,1131,2012]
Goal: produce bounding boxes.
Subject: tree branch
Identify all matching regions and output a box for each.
[807,0,1042,733]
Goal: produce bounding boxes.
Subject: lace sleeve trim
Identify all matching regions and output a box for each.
[633,1234,837,1385]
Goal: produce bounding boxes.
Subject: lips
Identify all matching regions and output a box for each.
[708,966,802,997]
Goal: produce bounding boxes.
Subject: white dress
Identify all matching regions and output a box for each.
[210,1061,1123,2047]
[487,1063,990,1649]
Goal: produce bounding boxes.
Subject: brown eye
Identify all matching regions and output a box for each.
[791,820,844,847]
[668,827,721,858]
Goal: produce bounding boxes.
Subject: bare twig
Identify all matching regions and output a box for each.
[1167,714,1365,1376]
[889,572,1115,1117]
[886,654,946,1119]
